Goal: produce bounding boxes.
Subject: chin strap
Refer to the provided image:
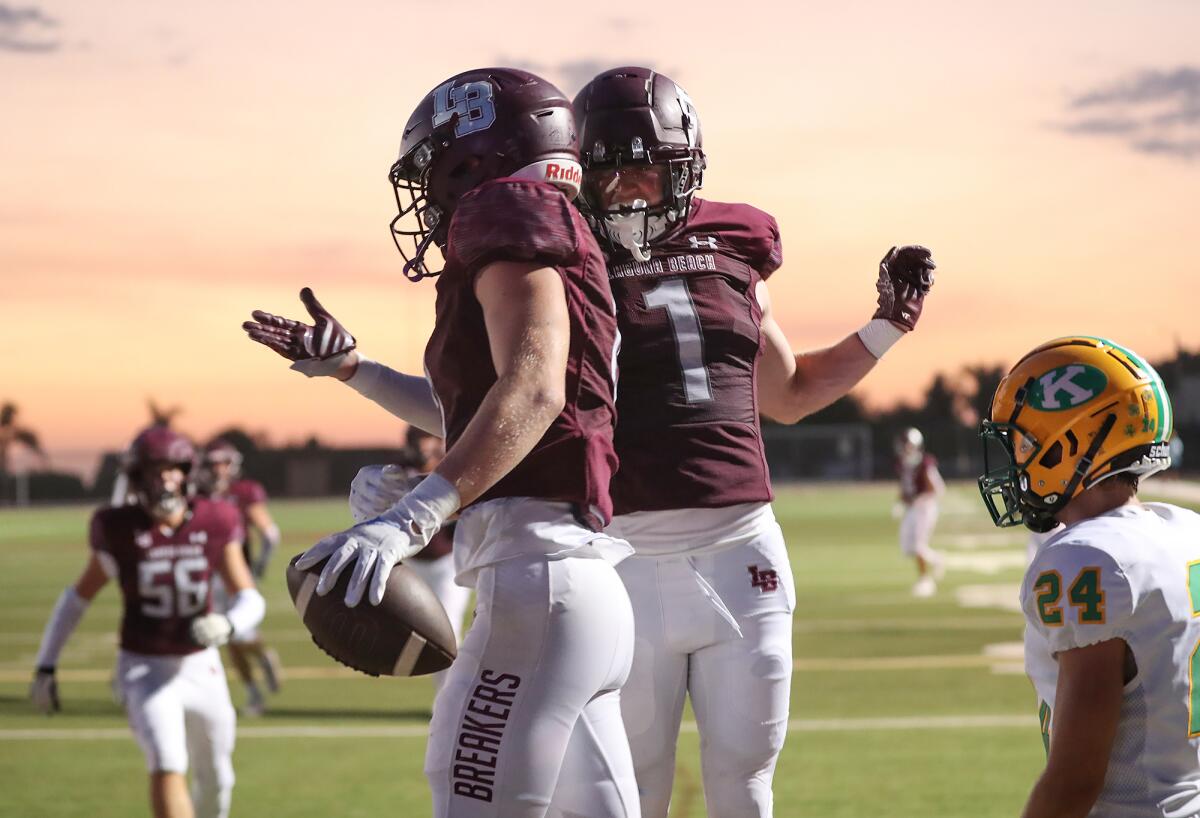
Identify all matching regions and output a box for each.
[603,201,653,262]
[1022,412,1118,530]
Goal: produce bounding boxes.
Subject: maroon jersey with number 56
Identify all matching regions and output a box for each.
[424,178,620,526]
[90,497,243,655]
[608,198,782,514]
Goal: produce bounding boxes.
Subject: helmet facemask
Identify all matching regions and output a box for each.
[130,462,193,522]
[580,143,705,262]
[389,135,453,282]
[196,448,241,496]
[978,419,1060,532]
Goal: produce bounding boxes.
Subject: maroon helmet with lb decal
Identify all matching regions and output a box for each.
[388,67,582,281]
[123,427,197,519]
[573,66,706,262]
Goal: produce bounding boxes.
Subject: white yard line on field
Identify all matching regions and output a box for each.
[0,714,1038,742]
[0,666,363,683]
[0,652,1027,682]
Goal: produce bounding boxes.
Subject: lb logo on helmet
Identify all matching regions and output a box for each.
[1027,364,1109,411]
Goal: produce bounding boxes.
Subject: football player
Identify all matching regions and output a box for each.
[30,427,264,818]
[243,68,638,818]
[894,427,946,597]
[569,66,937,817]
[348,426,472,691]
[977,336,1198,818]
[195,438,283,715]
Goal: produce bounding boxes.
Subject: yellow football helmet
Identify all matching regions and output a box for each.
[979,336,1173,532]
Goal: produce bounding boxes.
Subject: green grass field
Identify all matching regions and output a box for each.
[5,482,1180,817]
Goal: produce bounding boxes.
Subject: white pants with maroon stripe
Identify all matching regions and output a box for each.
[424,553,639,818]
[116,647,237,818]
[608,504,794,818]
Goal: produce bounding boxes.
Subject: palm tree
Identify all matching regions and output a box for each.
[0,402,44,505]
[147,398,183,428]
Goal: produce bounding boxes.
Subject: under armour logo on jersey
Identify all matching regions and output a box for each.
[689,235,718,250]
[135,531,153,549]
[749,565,779,593]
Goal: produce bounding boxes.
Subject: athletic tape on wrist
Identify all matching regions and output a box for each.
[857,318,905,359]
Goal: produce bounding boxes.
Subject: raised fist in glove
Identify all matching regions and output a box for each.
[297,473,459,607]
[349,464,421,524]
[190,613,234,647]
[30,667,60,715]
[243,287,357,377]
[873,246,936,332]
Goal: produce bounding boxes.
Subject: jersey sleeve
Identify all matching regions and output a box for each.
[447,180,582,272]
[88,510,111,555]
[753,212,783,279]
[1021,543,1135,655]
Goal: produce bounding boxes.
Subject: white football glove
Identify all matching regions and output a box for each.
[349,464,420,524]
[30,668,59,715]
[297,472,460,608]
[190,614,234,648]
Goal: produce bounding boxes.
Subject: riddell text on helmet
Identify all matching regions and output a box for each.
[542,162,581,188]
[452,669,522,802]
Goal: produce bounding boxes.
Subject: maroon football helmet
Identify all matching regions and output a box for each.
[123,427,197,518]
[574,67,706,261]
[388,67,582,280]
[195,438,243,495]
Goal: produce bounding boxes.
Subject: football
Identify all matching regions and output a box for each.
[285,553,457,677]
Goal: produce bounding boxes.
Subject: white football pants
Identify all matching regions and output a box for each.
[899,496,939,560]
[408,551,474,693]
[425,554,640,818]
[116,648,237,818]
[615,518,794,818]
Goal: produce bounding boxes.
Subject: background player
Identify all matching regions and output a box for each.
[29,427,265,818]
[348,426,472,689]
[195,438,283,715]
[894,427,945,597]
[244,68,639,818]
[570,66,937,817]
[977,336,1197,818]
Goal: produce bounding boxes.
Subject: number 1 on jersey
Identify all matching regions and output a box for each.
[643,277,713,404]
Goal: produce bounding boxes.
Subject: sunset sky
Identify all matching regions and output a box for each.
[2,1,1198,476]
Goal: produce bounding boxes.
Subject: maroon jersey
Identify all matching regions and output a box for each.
[607,198,782,514]
[215,478,267,545]
[898,454,939,503]
[90,498,243,655]
[227,478,267,513]
[425,179,619,526]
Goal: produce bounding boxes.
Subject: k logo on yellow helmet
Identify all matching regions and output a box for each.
[978,336,1173,532]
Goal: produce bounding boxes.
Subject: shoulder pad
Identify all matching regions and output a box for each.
[448,180,581,272]
[194,497,243,542]
[692,200,782,278]
[234,480,267,505]
[1022,542,1134,654]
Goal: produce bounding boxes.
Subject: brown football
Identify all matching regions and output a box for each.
[285,553,457,677]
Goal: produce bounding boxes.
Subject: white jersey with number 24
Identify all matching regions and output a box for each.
[1023,502,1200,818]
